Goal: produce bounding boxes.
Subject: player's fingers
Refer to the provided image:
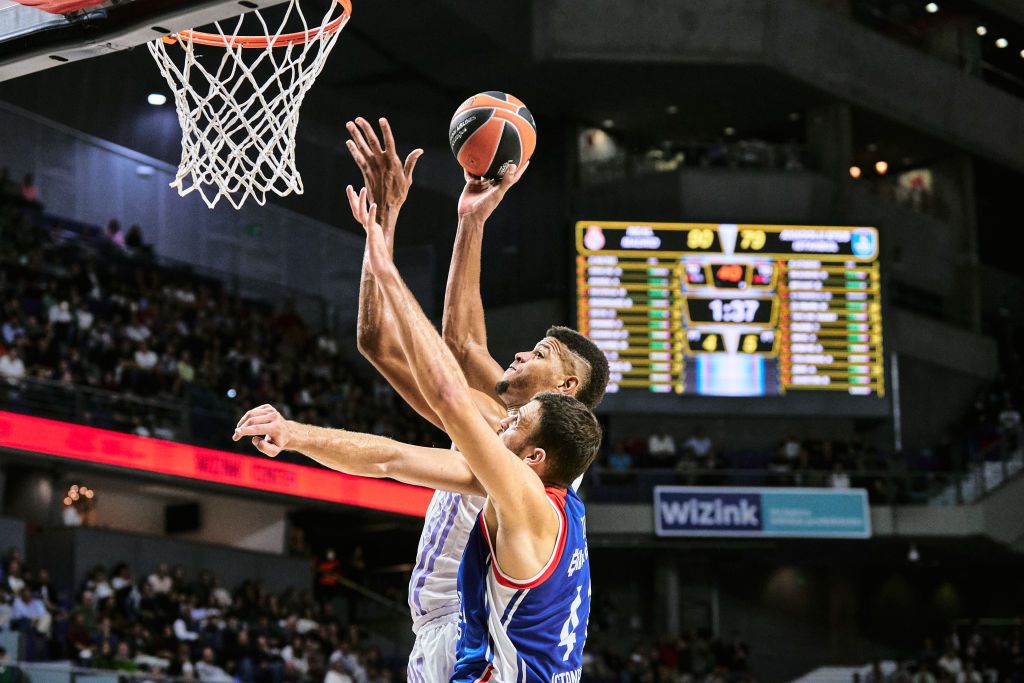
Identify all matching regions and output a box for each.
[236,415,277,434]
[404,149,424,180]
[368,202,378,227]
[235,406,273,429]
[344,140,370,172]
[252,436,281,458]
[355,117,384,154]
[500,164,520,188]
[346,185,362,220]
[379,118,399,158]
[512,160,530,182]
[346,121,374,161]
[235,420,279,438]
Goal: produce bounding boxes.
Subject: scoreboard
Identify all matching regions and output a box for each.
[575,221,884,398]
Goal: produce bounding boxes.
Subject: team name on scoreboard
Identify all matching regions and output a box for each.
[575,221,884,398]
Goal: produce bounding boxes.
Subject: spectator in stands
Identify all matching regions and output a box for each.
[148,564,172,594]
[0,348,25,385]
[938,646,963,679]
[676,449,698,485]
[197,646,233,683]
[326,658,354,683]
[829,461,851,489]
[647,431,677,466]
[5,560,24,594]
[105,220,127,251]
[606,441,634,474]
[998,400,1021,451]
[18,174,40,207]
[32,569,57,613]
[12,586,51,639]
[683,425,715,461]
[779,434,803,464]
[125,225,149,256]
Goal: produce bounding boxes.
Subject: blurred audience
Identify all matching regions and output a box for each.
[0,552,403,683]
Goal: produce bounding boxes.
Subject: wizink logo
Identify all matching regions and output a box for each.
[658,491,762,532]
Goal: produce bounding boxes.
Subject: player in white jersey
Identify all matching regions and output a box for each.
[234,192,602,683]
[234,118,609,683]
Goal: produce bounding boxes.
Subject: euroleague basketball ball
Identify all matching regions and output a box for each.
[449,91,537,179]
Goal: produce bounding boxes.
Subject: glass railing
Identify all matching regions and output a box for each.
[0,375,264,459]
[584,436,1023,507]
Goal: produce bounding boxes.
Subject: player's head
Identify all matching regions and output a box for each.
[495,325,609,410]
[498,392,602,487]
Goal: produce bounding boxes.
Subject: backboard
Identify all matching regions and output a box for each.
[0,0,291,81]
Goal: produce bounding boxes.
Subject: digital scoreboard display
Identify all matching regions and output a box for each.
[575,222,884,398]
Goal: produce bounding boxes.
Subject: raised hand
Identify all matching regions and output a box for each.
[233,404,291,457]
[457,161,530,222]
[345,117,423,218]
[347,186,393,278]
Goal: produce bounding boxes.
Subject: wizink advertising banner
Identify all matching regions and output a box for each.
[654,486,871,539]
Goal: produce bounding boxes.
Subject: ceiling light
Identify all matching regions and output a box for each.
[925,3,938,13]
[849,166,862,179]
[875,160,889,175]
[996,38,1009,48]
[147,92,167,106]
[724,126,736,136]
[976,25,988,36]
[601,119,614,128]
[666,105,679,115]
[908,543,920,562]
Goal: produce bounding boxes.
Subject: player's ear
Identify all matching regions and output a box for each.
[524,447,546,468]
[557,375,580,395]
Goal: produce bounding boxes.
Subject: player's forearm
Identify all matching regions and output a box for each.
[286,422,398,478]
[286,420,484,495]
[441,215,488,354]
[379,266,475,416]
[356,207,400,351]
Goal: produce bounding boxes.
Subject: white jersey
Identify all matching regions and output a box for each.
[408,489,485,631]
[407,463,584,633]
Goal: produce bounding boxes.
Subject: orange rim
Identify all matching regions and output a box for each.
[162,0,351,48]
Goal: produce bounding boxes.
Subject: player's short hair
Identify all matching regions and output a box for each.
[530,392,602,487]
[546,326,609,409]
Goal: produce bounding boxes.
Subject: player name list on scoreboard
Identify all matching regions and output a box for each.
[575,222,884,398]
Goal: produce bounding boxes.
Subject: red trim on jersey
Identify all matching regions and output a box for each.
[474,664,495,683]
[478,489,569,590]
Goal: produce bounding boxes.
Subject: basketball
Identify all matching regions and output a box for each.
[448,91,537,179]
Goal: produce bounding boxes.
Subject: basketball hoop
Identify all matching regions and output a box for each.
[148,0,352,209]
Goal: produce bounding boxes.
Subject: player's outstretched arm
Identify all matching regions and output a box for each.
[441,164,529,397]
[345,117,447,429]
[232,404,485,497]
[351,195,558,572]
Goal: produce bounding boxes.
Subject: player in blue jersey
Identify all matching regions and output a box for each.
[346,191,601,683]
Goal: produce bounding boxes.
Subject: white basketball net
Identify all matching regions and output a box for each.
[148,0,350,210]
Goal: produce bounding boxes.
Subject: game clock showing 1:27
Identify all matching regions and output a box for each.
[575,221,883,398]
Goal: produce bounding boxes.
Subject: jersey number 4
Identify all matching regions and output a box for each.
[558,586,583,662]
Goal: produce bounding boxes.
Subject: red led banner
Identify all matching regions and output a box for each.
[0,411,430,517]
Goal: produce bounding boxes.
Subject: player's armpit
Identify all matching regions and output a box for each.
[485,495,564,583]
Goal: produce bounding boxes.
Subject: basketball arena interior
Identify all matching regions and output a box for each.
[0,1,1023,681]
